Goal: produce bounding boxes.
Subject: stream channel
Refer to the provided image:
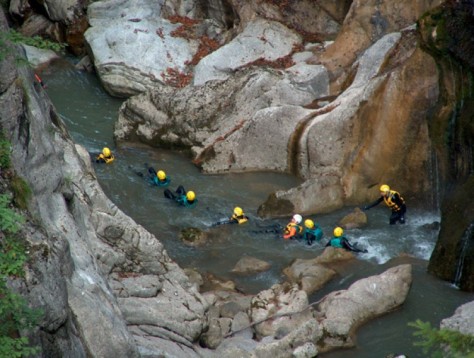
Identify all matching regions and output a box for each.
[41,58,474,358]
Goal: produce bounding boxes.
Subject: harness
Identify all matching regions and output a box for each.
[232,214,248,224]
[383,190,404,212]
[98,153,114,164]
[284,223,302,235]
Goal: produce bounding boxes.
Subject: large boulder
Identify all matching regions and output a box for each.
[316,264,412,351]
[84,0,200,97]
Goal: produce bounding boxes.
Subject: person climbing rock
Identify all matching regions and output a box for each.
[326,227,367,253]
[95,147,114,164]
[302,219,323,245]
[148,166,170,187]
[164,185,197,207]
[363,184,406,225]
[283,214,303,240]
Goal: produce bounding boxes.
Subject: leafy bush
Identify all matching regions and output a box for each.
[0,194,24,233]
[0,29,65,62]
[0,137,11,169]
[409,319,474,357]
[0,194,41,356]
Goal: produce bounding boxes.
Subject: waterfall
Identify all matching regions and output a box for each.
[453,223,474,288]
[429,147,441,214]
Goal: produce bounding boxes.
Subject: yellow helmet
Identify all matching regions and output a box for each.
[304,219,314,229]
[334,227,344,237]
[102,147,111,157]
[186,191,195,201]
[380,184,390,193]
[234,207,243,216]
[157,170,166,180]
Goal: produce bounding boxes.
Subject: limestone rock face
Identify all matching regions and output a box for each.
[316,264,413,351]
[0,9,208,356]
[313,0,444,92]
[193,18,302,85]
[84,0,200,97]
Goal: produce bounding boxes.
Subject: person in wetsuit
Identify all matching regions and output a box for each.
[283,214,303,240]
[363,184,406,225]
[148,167,170,187]
[95,147,114,164]
[326,227,367,253]
[229,206,249,224]
[302,219,323,245]
[164,185,197,207]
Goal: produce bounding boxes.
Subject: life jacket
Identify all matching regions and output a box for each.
[97,153,114,164]
[177,195,197,208]
[153,176,170,187]
[231,214,248,224]
[383,190,404,212]
[330,237,344,248]
[284,223,303,236]
[305,226,323,241]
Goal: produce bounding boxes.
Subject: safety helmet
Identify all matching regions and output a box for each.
[186,191,195,201]
[102,147,111,157]
[293,214,302,224]
[334,227,344,237]
[157,170,166,180]
[379,184,390,193]
[234,207,243,216]
[304,219,314,229]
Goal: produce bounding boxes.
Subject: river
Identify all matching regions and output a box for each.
[40,57,474,358]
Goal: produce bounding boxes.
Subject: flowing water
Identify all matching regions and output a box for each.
[40,58,474,358]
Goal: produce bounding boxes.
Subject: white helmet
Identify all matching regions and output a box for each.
[293,214,302,224]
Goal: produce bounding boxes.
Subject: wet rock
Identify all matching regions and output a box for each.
[249,282,310,338]
[231,256,271,275]
[283,258,336,295]
[338,207,368,229]
[179,227,207,246]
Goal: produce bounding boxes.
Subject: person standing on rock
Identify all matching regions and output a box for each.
[326,227,367,253]
[363,184,406,225]
[283,214,303,240]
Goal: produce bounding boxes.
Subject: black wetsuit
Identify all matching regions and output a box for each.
[364,190,406,225]
[325,236,367,253]
[164,185,196,207]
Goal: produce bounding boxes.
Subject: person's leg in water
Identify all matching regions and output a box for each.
[164,188,176,200]
[390,210,406,225]
[176,185,186,196]
[342,238,367,253]
[399,206,406,224]
[389,211,399,225]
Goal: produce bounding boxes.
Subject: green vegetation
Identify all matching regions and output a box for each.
[11,176,31,210]
[0,135,11,169]
[0,193,41,357]
[0,29,65,62]
[409,319,474,357]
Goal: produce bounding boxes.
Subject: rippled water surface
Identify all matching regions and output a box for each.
[41,58,474,358]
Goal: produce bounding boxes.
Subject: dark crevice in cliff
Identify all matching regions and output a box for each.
[419,0,474,291]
